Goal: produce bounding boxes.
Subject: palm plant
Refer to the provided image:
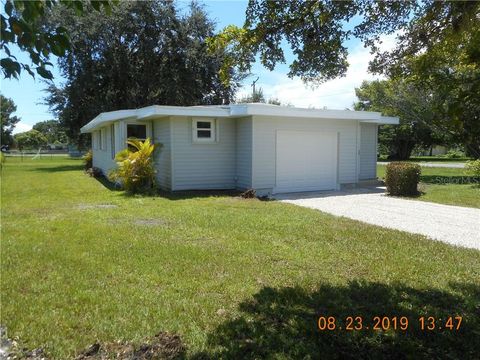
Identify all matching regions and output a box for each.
[109,138,157,193]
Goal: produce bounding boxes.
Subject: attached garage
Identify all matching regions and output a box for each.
[275,131,338,193]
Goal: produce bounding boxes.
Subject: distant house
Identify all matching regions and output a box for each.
[81,104,398,195]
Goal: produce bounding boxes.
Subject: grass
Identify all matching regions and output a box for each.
[378,155,472,163]
[1,157,480,359]
[377,164,480,208]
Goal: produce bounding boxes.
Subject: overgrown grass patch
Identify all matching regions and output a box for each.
[1,158,479,358]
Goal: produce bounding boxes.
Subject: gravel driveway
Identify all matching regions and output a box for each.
[276,187,480,250]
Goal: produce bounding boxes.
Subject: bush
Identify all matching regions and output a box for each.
[444,149,464,159]
[86,167,103,178]
[465,159,480,177]
[83,150,93,170]
[109,138,157,193]
[385,162,421,196]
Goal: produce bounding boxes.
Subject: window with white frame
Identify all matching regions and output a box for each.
[192,118,216,142]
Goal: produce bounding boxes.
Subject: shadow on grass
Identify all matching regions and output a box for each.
[32,164,84,172]
[93,175,241,199]
[193,281,480,359]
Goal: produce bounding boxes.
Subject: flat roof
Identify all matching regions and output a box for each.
[80,103,399,133]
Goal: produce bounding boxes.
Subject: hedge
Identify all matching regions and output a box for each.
[385,162,421,196]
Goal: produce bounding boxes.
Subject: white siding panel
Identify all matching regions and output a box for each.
[153,118,172,190]
[235,117,252,190]
[92,125,116,175]
[252,116,359,193]
[359,123,377,180]
[171,116,236,190]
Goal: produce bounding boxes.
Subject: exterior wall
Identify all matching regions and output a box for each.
[359,123,378,180]
[92,125,116,175]
[251,115,359,195]
[153,118,172,190]
[235,117,253,190]
[170,116,236,190]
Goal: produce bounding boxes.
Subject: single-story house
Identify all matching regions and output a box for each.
[80,104,398,195]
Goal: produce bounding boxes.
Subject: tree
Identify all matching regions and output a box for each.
[1,0,114,80]
[32,119,67,144]
[237,87,283,105]
[43,1,245,146]
[354,80,448,160]
[213,1,479,157]
[1,94,21,146]
[14,129,48,150]
[238,87,265,103]
[212,1,478,84]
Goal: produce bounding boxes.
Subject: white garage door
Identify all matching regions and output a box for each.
[275,131,338,193]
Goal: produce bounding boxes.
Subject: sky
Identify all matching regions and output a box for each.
[1,0,396,134]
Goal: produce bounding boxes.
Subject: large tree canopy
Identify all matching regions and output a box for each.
[1,0,114,80]
[32,119,68,144]
[14,129,48,150]
[211,1,479,157]
[213,1,478,84]
[43,0,245,146]
[1,94,21,146]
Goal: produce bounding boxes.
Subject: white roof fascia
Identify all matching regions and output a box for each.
[80,103,399,133]
[360,116,400,125]
[230,103,383,121]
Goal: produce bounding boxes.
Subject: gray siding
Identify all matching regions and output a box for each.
[171,116,236,190]
[153,118,172,190]
[251,116,359,194]
[92,125,116,175]
[359,123,377,180]
[235,117,252,190]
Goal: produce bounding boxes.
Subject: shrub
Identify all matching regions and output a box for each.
[465,159,480,177]
[385,162,421,196]
[444,149,464,159]
[240,189,256,198]
[86,167,103,178]
[109,138,157,193]
[83,150,93,170]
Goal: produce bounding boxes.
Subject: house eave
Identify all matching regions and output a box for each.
[80,104,399,133]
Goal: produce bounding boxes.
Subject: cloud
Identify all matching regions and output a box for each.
[238,33,398,110]
[12,121,33,134]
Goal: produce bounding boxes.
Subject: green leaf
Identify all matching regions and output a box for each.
[5,1,13,16]
[36,66,53,80]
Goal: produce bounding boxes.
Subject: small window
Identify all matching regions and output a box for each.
[192,119,216,142]
[100,128,106,150]
[97,130,102,150]
[111,124,115,159]
[127,124,147,140]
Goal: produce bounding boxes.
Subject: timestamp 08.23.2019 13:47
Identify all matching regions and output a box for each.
[317,316,463,331]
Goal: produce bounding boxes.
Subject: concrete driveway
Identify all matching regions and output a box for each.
[276,187,480,250]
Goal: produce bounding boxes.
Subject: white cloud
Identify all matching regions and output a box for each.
[12,121,33,134]
[238,33,398,110]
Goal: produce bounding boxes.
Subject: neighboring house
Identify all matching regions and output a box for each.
[80,104,398,195]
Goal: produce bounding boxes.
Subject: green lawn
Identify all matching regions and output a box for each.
[378,156,472,163]
[2,157,480,359]
[377,164,480,208]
